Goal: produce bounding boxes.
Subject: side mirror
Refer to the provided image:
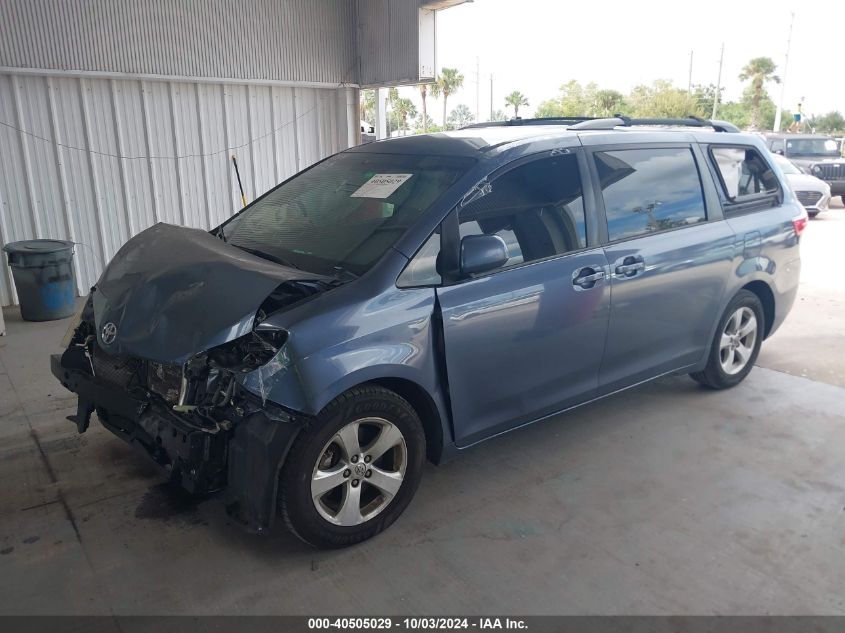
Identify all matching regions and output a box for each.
[460,234,509,276]
[774,149,784,155]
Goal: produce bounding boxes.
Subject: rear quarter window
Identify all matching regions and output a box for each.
[709,145,781,213]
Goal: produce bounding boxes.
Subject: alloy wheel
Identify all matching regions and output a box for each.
[719,306,757,375]
[310,417,407,526]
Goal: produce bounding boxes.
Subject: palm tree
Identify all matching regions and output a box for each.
[504,90,529,118]
[437,68,464,128]
[418,82,439,133]
[393,97,417,134]
[592,89,625,117]
[361,89,376,126]
[739,57,780,129]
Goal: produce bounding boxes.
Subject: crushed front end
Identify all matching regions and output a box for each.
[51,294,309,533]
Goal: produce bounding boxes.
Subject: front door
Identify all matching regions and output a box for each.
[435,151,610,446]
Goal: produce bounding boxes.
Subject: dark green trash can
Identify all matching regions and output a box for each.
[3,239,77,322]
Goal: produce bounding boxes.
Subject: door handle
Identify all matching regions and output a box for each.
[572,266,605,290]
[614,256,645,278]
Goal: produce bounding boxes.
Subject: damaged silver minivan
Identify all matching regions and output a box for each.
[53,117,802,547]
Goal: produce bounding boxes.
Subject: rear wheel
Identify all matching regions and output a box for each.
[278,385,425,548]
[691,290,764,390]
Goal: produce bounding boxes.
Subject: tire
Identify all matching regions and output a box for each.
[808,210,819,218]
[278,385,425,548]
[690,289,764,390]
[841,195,845,207]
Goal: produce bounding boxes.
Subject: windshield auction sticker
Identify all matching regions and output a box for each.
[351,173,413,199]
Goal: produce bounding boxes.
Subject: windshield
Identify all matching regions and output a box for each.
[220,152,473,277]
[772,153,801,175]
[785,138,839,157]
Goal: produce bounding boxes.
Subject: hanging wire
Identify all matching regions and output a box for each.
[0,102,318,161]
[72,241,103,268]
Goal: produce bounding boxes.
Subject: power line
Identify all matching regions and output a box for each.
[0,103,317,161]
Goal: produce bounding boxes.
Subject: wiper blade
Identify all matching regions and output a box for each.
[332,265,359,281]
[234,245,300,270]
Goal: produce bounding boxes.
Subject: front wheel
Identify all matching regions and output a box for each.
[690,290,764,390]
[278,385,425,548]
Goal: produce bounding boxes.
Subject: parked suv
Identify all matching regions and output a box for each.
[53,117,803,548]
[764,133,845,205]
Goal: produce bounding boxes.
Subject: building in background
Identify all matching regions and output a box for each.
[0,0,465,306]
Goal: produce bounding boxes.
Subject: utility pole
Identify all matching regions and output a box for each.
[712,43,724,120]
[688,50,694,93]
[489,73,494,121]
[773,12,795,132]
[475,56,480,123]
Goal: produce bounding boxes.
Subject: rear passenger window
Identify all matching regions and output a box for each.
[594,147,706,242]
[711,146,780,201]
[458,154,587,271]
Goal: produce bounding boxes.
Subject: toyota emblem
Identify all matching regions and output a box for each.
[101,322,118,345]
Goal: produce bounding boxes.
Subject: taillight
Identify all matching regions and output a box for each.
[792,215,808,237]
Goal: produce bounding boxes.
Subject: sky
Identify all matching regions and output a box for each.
[395,0,845,125]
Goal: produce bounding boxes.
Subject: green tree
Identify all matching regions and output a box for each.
[414,113,442,133]
[692,83,723,116]
[738,57,780,129]
[535,80,589,117]
[717,101,751,129]
[437,68,464,127]
[418,82,439,132]
[490,109,507,121]
[534,81,624,118]
[628,80,706,118]
[361,89,376,125]
[447,103,474,130]
[504,90,529,118]
[591,89,626,117]
[392,97,417,134]
[808,111,845,134]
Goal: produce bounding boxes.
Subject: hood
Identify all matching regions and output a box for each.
[784,172,830,192]
[92,223,333,363]
[789,156,844,168]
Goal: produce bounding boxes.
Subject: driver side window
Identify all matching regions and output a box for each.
[397,153,587,287]
[457,153,587,274]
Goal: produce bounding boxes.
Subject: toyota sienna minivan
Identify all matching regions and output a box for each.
[53,116,803,547]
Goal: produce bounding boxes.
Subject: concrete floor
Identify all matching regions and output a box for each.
[1,201,844,616]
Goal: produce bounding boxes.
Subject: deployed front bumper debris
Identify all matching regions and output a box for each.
[51,334,308,533]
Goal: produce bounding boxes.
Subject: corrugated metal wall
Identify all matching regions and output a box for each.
[0,71,355,305]
[358,0,422,87]
[0,0,357,85]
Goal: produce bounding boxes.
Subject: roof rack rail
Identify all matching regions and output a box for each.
[568,115,740,133]
[463,116,599,128]
[464,116,740,133]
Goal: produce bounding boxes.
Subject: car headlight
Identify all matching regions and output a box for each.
[207,327,289,372]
